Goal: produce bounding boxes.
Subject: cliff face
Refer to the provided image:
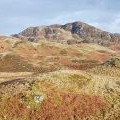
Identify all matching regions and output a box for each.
[13,21,120,46]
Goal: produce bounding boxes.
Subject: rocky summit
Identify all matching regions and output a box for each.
[13,21,120,46]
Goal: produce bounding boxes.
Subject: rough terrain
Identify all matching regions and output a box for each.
[0,21,120,120]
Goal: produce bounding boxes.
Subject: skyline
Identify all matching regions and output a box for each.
[0,0,120,35]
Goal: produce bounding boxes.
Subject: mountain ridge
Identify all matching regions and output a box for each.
[12,21,120,46]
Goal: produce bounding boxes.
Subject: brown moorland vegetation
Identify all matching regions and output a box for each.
[0,36,119,120]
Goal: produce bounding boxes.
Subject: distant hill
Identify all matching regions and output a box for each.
[13,21,120,46]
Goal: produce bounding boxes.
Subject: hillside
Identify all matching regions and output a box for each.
[13,21,120,46]
[0,22,120,120]
[0,36,117,72]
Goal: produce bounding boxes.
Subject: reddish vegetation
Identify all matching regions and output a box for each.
[0,92,106,120]
[59,57,98,70]
[38,47,60,56]
[67,48,82,56]
[0,96,28,119]
[87,51,112,62]
[38,93,106,120]
[59,56,81,69]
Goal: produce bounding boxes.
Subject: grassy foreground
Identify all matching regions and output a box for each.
[0,38,120,120]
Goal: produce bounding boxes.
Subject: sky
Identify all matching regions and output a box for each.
[0,0,120,35]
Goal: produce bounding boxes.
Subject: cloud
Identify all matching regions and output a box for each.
[107,15,120,33]
[0,0,120,34]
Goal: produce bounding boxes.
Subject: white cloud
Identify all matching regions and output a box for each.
[0,0,120,34]
[48,10,98,24]
[108,16,120,33]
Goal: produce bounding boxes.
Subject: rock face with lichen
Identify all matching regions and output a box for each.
[13,21,120,46]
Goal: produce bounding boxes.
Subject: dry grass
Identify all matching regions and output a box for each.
[0,69,120,119]
[0,37,120,120]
